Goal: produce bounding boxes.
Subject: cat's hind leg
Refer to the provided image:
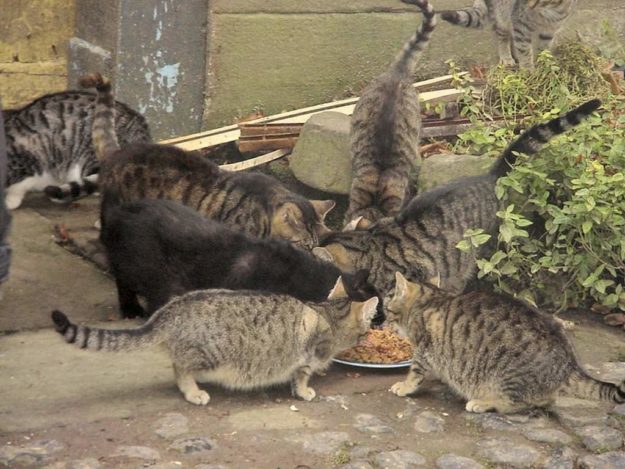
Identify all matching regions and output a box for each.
[466,397,534,414]
[494,26,516,66]
[174,365,210,405]
[345,165,380,225]
[115,278,146,318]
[390,359,427,397]
[291,365,316,401]
[379,168,411,218]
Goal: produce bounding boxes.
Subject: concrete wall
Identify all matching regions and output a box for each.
[0,0,74,109]
[204,0,625,127]
[1,0,624,137]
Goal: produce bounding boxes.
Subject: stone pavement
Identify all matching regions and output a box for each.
[1,194,624,468]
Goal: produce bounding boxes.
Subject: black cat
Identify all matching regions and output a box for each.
[100,192,378,319]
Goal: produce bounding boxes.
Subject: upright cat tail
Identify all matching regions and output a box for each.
[393,0,437,77]
[51,310,165,352]
[559,368,625,404]
[43,176,99,205]
[80,73,120,161]
[489,99,601,178]
[439,0,488,28]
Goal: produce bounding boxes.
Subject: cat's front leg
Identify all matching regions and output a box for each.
[390,359,426,397]
[291,366,316,401]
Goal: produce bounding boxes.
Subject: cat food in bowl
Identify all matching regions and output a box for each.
[334,327,413,368]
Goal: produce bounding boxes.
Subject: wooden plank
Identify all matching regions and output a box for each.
[219,148,290,172]
[172,88,464,152]
[159,73,467,149]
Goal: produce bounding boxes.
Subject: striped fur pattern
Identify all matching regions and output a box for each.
[52,281,379,405]
[316,100,600,297]
[3,85,150,209]
[85,74,334,248]
[386,272,625,412]
[439,0,577,68]
[345,0,436,227]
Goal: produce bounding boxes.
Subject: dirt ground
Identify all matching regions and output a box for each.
[1,194,624,469]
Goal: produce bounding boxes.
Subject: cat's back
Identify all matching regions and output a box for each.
[6,91,147,140]
[161,288,305,338]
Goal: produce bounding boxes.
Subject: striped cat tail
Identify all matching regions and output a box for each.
[439,0,488,28]
[80,73,120,160]
[51,310,165,352]
[489,99,601,178]
[44,176,99,205]
[560,369,625,404]
[393,0,437,76]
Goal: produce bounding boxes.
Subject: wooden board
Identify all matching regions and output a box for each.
[168,88,465,152]
[220,148,291,171]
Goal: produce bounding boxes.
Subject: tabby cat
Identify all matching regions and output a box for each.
[3,88,150,209]
[439,0,577,68]
[315,99,600,296]
[100,192,377,317]
[81,73,334,248]
[345,0,436,228]
[51,278,379,405]
[385,272,625,413]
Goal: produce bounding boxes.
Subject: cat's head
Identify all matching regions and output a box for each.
[312,228,369,274]
[384,272,439,334]
[271,199,335,249]
[321,276,379,352]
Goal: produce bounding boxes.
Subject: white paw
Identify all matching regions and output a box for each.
[184,390,210,406]
[93,219,101,230]
[499,57,516,67]
[297,387,316,401]
[390,381,415,397]
[465,400,491,413]
[554,317,575,330]
[5,195,23,210]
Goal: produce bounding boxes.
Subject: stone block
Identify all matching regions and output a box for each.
[290,111,352,194]
[0,61,67,109]
[418,153,493,193]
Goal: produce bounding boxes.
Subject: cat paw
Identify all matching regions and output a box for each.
[499,57,516,67]
[390,381,416,397]
[5,194,23,210]
[296,387,316,401]
[465,399,495,413]
[184,390,210,406]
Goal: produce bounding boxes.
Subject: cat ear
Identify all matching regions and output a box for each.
[359,297,380,326]
[343,216,372,232]
[313,247,335,263]
[310,200,336,220]
[428,272,441,288]
[394,271,409,299]
[327,276,348,300]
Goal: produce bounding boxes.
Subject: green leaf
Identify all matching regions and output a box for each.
[582,220,593,234]
[456,240,471,252]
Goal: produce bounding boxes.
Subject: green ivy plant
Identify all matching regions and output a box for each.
[451,45,625,313]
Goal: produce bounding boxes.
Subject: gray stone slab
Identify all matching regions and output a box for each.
[290,112,352,195]
[0,207,116,332]
[476,437,541,468]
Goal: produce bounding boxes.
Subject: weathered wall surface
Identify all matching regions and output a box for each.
[0,0,74,109]
[1,0,624,136]
[204,0,625,127]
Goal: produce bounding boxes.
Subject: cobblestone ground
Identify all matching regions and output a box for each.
[1,197,624,468]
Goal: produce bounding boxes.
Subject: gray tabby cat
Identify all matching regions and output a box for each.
[439,0,577,68]
[386,272,625,413]
[81,73,334,248]
[315,99,600,296]
[51,277,378,405]
[3,89,150,209]
[345,0,436,227]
